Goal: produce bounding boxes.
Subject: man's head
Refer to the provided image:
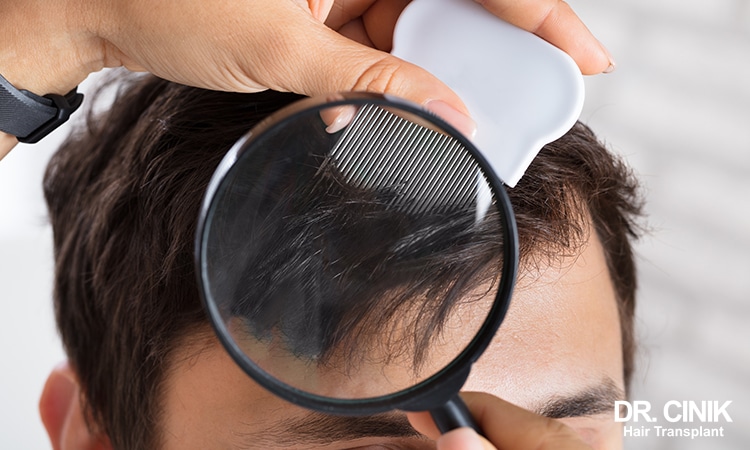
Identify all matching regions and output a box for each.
[40,76,642,450]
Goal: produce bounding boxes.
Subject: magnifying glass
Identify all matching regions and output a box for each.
[195,92,518,434]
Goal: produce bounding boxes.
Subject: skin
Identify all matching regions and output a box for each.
[0,0,613,159]
[39,224,622,449]
[155,230,624,449]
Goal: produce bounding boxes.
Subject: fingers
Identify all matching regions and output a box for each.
[462,392,593,449]
[360,0,411,51]
[327,0,410,54]
[268,7,476,136]
[97,0,474,134]
[307,0,337,22]
[329,0,612,74]
[407,412,495,449]
[319,103,357,133]
[407,410,442,438]
[406,392,593,450]
[337,18,376,47]
[325,0,377,29]
[438,428,496,450]
[476,0,613,74]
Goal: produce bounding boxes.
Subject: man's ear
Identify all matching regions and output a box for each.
[39,361,113,450]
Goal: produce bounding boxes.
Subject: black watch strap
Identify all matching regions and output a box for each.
[0,73,84,144]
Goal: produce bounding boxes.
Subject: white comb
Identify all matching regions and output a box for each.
[392,0,585,187]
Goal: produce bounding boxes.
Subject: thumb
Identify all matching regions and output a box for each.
[437,427,496,450]
[252,5,476,137]
[406,392,593,450]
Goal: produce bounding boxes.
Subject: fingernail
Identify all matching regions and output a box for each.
[424,100,477,139]
[599,41,617,74]
[603,58,617,74]
[437,427,485,450]
[325,106,356,133]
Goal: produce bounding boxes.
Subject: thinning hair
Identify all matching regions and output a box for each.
[44,75,642,449]
[211,136,504,372]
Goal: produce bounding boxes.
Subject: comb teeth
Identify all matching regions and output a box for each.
[330,104,486,215]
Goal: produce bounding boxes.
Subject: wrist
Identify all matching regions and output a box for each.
[0,0,106,96]
[0,0,105,146]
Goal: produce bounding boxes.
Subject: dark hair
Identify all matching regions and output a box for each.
[207,112,504,373]
[44,75,642,450]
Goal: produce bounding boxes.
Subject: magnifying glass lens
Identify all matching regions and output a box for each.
[198,95,515,409]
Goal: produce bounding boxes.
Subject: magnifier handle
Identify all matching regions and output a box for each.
[430,394,483,435]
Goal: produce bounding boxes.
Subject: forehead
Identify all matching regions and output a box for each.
[160,230,623,449]
[466,226,624,406]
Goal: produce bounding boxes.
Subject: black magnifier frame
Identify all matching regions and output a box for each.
[195,92,519,421]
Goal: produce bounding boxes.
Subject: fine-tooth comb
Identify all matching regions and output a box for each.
[392,0,584,187]
[328,104,489,216]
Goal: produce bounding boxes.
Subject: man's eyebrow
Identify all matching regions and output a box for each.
[236,379,624,447]
[243,411,423,448]
[533,377,626,419]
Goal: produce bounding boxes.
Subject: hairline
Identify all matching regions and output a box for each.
[46,79,641,449]
[152,206,624,448]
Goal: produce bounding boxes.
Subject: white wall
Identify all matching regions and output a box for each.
[574,0,750,448]
[0,71,112,447]
[0,101,67,448]
[1,1,749,447]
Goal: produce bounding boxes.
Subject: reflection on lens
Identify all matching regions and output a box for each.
[201,100,507,400]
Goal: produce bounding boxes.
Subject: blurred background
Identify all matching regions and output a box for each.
[578,0,750,448]
[1,0,748,448]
